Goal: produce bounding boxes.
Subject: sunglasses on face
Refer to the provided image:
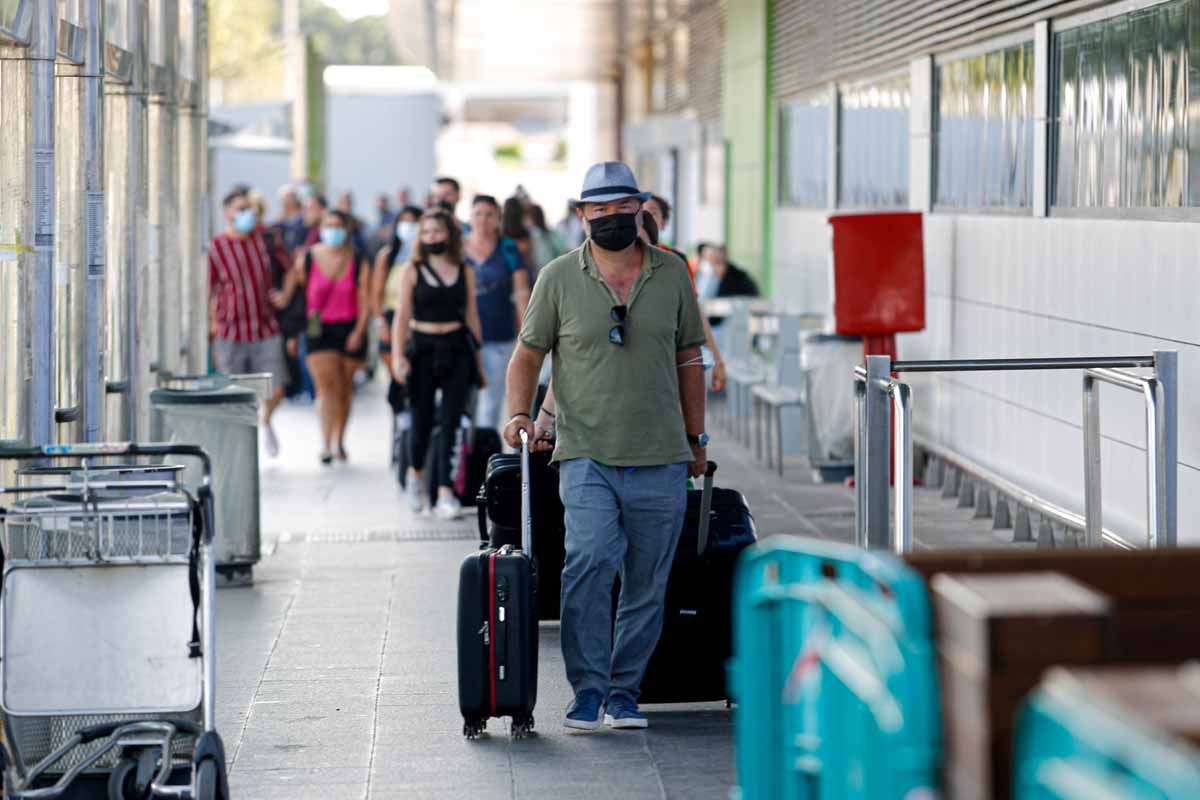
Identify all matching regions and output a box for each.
[609,305,627,346]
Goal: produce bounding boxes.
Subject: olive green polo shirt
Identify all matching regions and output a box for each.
[520,240,707,467]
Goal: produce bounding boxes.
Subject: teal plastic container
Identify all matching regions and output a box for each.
[1015,677,1200,799]
[729,537,940,800]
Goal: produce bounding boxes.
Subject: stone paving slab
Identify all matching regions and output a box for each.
[214,380,1027,798]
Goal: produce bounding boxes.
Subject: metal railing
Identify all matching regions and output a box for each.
[854,352,1178,553]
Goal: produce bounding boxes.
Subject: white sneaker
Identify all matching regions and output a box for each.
[263,421,280,458]
[434,494,463,520]
[405,471,426,514]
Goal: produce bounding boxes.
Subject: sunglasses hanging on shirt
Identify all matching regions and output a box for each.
[609,304,628,347]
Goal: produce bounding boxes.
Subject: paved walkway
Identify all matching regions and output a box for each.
[216,379,1014,798]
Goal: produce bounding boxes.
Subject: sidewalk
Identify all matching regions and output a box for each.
[217,380,1013,798]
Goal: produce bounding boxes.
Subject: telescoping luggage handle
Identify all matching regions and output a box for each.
[518,429,532,556]
[697,461,717,556]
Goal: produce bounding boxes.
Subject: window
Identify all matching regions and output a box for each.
[839,75,911,208]
[778,92,831,207]
[1052,0,1199,209]
[936,41,1034,210]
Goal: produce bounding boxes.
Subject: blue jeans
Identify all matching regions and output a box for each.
[475,340,514,431]
[558,458,688,701]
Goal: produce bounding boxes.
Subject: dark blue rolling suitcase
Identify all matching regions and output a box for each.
[638,463,757,703]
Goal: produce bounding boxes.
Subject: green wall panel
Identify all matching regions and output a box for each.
[722,0,772,294]
[305,38,326,187]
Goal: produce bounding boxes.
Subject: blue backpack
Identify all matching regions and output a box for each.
[499,237,524,274]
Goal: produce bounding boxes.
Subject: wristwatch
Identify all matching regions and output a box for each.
[687,432,710,448]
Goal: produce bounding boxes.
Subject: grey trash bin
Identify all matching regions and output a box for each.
[151,375,260,584]
[802,333,861,482]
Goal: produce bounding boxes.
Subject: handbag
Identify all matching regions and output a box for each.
[305,250,359,340]
[304,251,327,339]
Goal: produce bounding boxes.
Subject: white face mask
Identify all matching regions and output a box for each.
[397,220,419,243]
[697,258,714,274]
[696,263,720,301]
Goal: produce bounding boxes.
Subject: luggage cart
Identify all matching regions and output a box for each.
[0,443,229,800]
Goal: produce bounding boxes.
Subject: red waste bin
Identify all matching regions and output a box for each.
[829,211,925,357]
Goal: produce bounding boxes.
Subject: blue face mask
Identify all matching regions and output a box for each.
[233,208,257,234]
[320,227,348,248]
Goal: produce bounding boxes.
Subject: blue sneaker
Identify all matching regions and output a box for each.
[563,689,605,731]
[604,693,648,729]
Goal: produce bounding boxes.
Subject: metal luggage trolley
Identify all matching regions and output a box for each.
[0,443,229,799]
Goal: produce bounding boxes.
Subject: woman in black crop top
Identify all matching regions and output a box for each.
[390,208,485,520]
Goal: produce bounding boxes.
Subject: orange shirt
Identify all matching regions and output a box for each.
[658,245,696,291]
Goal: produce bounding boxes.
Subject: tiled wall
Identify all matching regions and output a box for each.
[771,208,832,314]
[905,214,1200,543]
[769,210,1198,543]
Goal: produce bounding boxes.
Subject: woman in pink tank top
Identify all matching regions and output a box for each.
[275,209,370,465]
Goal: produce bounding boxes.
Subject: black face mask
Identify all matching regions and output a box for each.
[588,212,639,252]
[437,200,456,214]
[425,241,448,255]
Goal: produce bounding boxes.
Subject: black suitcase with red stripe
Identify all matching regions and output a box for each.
[456,433,538,739]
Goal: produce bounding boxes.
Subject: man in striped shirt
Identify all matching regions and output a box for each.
[208,187,290,456]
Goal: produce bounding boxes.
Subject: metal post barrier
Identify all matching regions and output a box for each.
[1082,368,1162,547]
[853,370,867,548]
[861,355,892,550]
[854,353,1178,553]
[1156,350,1179,546]
[889,381,913,554]
[1080,349,1178,549]
[1082,371,1102,547]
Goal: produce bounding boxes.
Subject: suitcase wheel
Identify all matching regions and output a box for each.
[511,715,535,740]
[463,718,487,740]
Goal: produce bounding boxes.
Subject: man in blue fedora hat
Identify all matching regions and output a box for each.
[503,161,709,731]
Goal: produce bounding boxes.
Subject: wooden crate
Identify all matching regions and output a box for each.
[931,572,1112,799]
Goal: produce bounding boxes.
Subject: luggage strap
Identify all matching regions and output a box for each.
[187,496,203,658]
[697,461,717,556]
[487,552,498,716]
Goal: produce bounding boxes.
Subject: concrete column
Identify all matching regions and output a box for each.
[148,0,180,406]
[1033,20,1050,218]
[0,0,57,451]
[179,0,210,375]
[909,55,934,213]
[55,0,106,442]
[103,0,148,440]
[826,82,838,209]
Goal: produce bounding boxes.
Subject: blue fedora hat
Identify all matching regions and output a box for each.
[571,161,652,205]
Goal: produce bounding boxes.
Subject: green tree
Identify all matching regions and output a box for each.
[208,0,283,80]
[301,0,399,66]
[209,0,398,84]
